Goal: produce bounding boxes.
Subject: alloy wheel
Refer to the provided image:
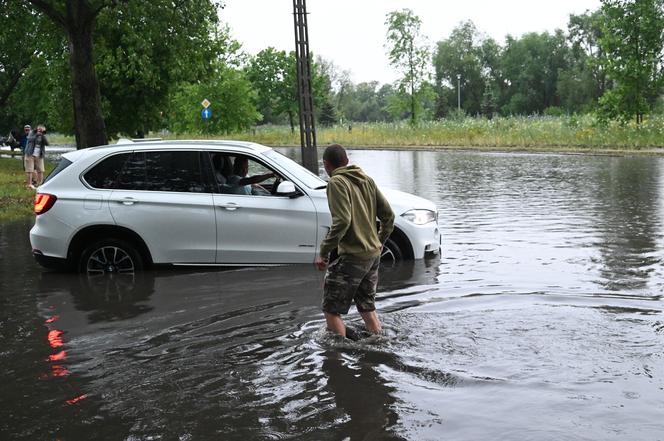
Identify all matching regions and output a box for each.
[86,246,136,275]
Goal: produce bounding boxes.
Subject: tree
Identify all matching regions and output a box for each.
[318,100,337,126]
[94,1,231,138]
[385,9,430,124]
[245,49,332,131]
[245,48,298,129]
[481,81,497,119]
[167,66,260,134]
[25,0,225,148]
[433,21,485,116]
[0,0,66,130]
[598,0,664,123]
[500,31,571,115]
[568,9,609,101]
[26,0,113,148]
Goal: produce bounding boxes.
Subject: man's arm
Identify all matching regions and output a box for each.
[319,178,351,259]
[375,187,395,244]
[239,172,274,186]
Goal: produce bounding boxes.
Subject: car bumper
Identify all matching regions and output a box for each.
[401,220,441,259]
[32,249,72,270]
[30,214,73,260]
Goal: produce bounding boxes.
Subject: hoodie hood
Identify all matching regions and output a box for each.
[331,165,370,186]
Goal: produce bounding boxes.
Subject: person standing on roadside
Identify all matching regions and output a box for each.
[24,125,48,188]
[19,125,31,153]
[314,144,395,339]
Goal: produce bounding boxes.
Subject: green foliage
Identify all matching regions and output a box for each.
[245,48,297,127]
[433,21,488,116]
[598,0,664,123]
[227,116,664,150]
[318,100,337,126]
[481,82,498,119]
[544,106,565,116]
[167,67,260,134]
[567,9,608,102]
[500,31,571,115]
[0,0,66,132]
[385,9,430,124]
[336,81,398,122]
[95,0,232,137]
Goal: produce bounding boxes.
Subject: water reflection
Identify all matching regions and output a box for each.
[321,349,405,441]
[590,157,663,291]
[40,272,155,323]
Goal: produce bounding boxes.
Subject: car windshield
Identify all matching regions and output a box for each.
[262,149,327,189]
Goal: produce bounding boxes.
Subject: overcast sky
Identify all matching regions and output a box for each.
[221,0,602,85]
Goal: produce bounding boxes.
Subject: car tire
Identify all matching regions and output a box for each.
[381,238,403,265]
[78,238,144,275]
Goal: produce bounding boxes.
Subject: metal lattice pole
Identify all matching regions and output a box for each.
[293,0,318,174]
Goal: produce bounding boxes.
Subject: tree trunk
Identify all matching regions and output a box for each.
[67,23,108,148]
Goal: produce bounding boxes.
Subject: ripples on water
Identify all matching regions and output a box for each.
[1,150,663,440]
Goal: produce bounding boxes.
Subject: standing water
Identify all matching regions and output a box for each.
[1,149,662,440]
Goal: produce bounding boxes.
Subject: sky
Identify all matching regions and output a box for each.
[221,0,602,85]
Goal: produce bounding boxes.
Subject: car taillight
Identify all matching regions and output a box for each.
[34,193,57,215]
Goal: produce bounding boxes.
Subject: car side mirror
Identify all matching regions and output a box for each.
[276,181,300,197]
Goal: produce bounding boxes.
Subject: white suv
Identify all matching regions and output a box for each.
[30,140,440,273]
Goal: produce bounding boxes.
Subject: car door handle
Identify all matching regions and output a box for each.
[218,202,240,210]
[118,197,137,206]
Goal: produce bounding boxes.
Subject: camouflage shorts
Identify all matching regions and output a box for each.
[322,255,380,315]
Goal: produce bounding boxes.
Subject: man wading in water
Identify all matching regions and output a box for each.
[315,144,395,339]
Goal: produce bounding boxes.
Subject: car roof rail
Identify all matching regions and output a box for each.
[116,137,162,145]
[132,138,162,142]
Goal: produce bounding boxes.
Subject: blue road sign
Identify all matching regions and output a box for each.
[201,108,212,120]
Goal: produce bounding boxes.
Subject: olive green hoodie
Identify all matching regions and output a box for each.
[319,165,395,260]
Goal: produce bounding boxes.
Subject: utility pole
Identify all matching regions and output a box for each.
[292,0,318,174]
[457,74,461,111]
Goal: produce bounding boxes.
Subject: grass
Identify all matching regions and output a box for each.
[52,115,664,153]
[0,157,54,222]
[158,114,664,153]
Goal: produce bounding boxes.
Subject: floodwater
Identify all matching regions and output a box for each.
[1,149,663,440]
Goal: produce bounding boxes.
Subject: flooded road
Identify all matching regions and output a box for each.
[1,149,663,440]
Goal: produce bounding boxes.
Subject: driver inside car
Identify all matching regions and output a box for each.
[225,156,275,195]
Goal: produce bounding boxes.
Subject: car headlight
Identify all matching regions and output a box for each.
[401,209,437,225]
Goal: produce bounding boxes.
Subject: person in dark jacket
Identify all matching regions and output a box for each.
[19,125,31,153]
[315,144,395,339]
[23,125,48,188]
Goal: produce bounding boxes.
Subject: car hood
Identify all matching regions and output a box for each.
[307,186,436,217]
[379,187,437,216]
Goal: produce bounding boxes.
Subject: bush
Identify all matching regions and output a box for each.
[544,106,565,117]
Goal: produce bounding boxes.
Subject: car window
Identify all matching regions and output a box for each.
[117,152,147,190]
[145,151,207,193]
[83,153,131,189]
[262,149,326,189]
[218,154,282,196]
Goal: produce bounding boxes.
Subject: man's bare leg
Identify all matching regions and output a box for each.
[26,172,33,188]
[360,310,382,334]
[324,312,346,337]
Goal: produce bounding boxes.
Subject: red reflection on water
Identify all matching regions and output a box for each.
[51,365,70,377]
[48,351,66,362]
[45,316,59,324]
[47,330,64,348]
[65,394,88,405]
